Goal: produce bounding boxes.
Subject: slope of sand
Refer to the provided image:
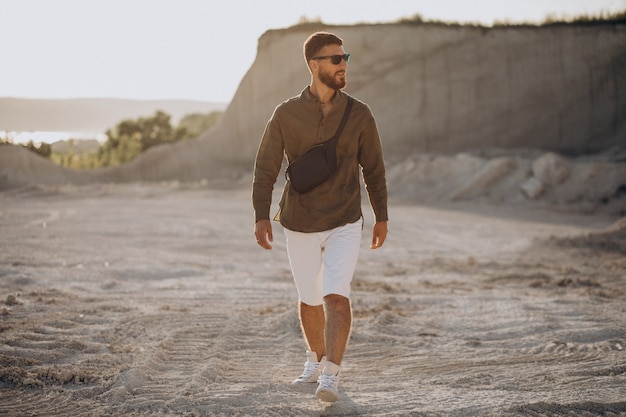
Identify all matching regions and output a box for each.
[1,183,624,416]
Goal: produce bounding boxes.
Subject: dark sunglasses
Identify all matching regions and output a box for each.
[312,54,350,65]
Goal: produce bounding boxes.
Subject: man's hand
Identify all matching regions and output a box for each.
[254,219,273,250]
[371,221,388,249]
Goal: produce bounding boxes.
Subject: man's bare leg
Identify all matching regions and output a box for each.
[323,294,352,366]
[299,302,326,361]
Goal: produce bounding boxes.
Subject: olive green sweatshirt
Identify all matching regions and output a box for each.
[253,87,388,233]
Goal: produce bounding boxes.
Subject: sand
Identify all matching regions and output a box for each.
[0,182,625,416]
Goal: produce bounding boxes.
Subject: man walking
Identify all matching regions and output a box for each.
[252,31,388,402]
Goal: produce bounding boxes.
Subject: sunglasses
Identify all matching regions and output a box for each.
[312,54,351,65]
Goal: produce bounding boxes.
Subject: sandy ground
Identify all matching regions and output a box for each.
[0,182,625,416]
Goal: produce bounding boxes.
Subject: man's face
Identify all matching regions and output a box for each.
[315,44,348,90]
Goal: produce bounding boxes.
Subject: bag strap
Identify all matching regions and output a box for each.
[323,96,353,173]
[328,95,354,146]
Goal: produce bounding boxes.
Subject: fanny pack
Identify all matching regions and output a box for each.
[285,96,354,194]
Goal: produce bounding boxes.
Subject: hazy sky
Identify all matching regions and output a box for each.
[1,0,624,103]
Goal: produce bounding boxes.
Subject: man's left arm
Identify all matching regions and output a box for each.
[358,110,389,249]
[371,220,388,249]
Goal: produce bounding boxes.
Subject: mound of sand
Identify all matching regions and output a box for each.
[386,147,626,215]
[2,143,624,216]
[0,145,93,188]
[553,216,626,255]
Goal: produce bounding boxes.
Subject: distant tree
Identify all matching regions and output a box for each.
[177,111,222,140]
[397,13,424,24]
[98,110,187,166]
[38,142,52,158]
[50,140,100,169]
[24,140,51,158]
[297,15,322,25]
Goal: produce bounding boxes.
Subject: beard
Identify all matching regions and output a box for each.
[319,68,346,90]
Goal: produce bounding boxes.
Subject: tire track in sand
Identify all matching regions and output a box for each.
[101,306,315,417]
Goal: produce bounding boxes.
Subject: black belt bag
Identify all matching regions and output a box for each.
[286,97,354,194]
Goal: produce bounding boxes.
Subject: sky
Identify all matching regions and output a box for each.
[1,0,624,103]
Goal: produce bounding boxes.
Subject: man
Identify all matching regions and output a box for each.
[252,31,388,402]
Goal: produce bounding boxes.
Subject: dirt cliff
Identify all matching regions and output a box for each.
[213,22,626,163]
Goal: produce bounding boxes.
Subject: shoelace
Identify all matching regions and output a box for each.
[318,373,339,388]
[299,361,320,378]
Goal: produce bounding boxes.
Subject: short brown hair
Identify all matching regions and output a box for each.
[303,32,343,62]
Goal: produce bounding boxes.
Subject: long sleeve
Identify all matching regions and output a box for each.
[252,111,284,222]
[358,107,388,222]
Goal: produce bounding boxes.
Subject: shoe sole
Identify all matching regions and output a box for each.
[316,388,338,402]
[292,380,318,384]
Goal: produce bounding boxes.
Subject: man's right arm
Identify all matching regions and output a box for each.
[252,110,284,244]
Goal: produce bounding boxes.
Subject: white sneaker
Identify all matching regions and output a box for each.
[315,372,340,402]
[315,361,341,402]
[292,351,325,384]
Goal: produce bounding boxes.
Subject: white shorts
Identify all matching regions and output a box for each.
[284,219,363,306]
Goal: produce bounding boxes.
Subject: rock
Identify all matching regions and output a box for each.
[532,152,570,186]
[449,157,517,201]
[520,176,546,200]
[5,294,19,306]
[520,152,570,200]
